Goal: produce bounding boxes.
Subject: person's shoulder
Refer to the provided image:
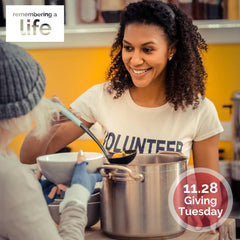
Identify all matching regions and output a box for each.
[88,82,108,92]
[193,96,218,116]
[80,82,109,98]
[198,96,216,109]
[0,153,35,186]
[71,82,111,109]
[182,96,216,114]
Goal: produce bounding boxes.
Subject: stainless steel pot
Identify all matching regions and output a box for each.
[99,152,187,239]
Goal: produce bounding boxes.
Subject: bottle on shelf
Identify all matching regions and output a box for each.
[80,0,97,23]
[179,0,193,19]
[206,0,223,20]
[65,0,79,26]
[99,0,124,23]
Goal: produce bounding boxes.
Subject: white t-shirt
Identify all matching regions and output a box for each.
[71,83,223,162]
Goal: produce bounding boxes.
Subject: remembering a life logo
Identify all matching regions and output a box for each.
[6,5,64,42]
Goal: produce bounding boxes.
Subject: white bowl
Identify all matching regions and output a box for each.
[37,152,104,185]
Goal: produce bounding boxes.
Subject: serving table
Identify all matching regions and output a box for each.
[85,219,236,240]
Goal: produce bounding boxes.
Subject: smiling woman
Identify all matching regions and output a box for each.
[21,0,222,170]
[20,1,228,237]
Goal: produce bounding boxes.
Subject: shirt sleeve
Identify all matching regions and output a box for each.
[2,160,87,240]
[58,185,89,240]
[70,84,103,124]
[58,204,87,240]
[194,98,224,142]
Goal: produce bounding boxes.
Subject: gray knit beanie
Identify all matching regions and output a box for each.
[0,40,46,120]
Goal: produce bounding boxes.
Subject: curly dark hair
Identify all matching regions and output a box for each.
[106,0,208,110]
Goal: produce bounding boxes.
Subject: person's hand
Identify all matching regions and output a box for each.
[37,171,68,204]
[218,219,235,240]
[71,150,103,196]
[51,95,81,125]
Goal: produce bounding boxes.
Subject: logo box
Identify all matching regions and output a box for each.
[6,5,64,42]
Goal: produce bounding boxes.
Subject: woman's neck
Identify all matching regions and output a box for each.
[129,84,166,108]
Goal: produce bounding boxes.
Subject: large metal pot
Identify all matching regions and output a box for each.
[99,152,187,239]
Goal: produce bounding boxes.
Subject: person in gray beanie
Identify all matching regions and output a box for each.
[0,40,45,120]
[0,40,102,240]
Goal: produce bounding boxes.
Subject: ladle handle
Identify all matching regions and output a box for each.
[52,101,109,158]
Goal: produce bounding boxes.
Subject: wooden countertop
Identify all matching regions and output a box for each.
[85,219,236,240]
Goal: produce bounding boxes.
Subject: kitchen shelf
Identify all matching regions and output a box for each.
[0,20,240,49]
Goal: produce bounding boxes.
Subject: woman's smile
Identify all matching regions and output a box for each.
[130,67,152,77]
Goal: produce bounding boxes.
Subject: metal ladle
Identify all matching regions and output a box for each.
[52,101,136,164]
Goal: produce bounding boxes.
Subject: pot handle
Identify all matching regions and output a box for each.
[98,164,144,182]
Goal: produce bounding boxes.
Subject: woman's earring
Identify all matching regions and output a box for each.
[169,55,173,61]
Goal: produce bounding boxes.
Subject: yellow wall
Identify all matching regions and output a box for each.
[203,44,240,162]
[9,44,240,164]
